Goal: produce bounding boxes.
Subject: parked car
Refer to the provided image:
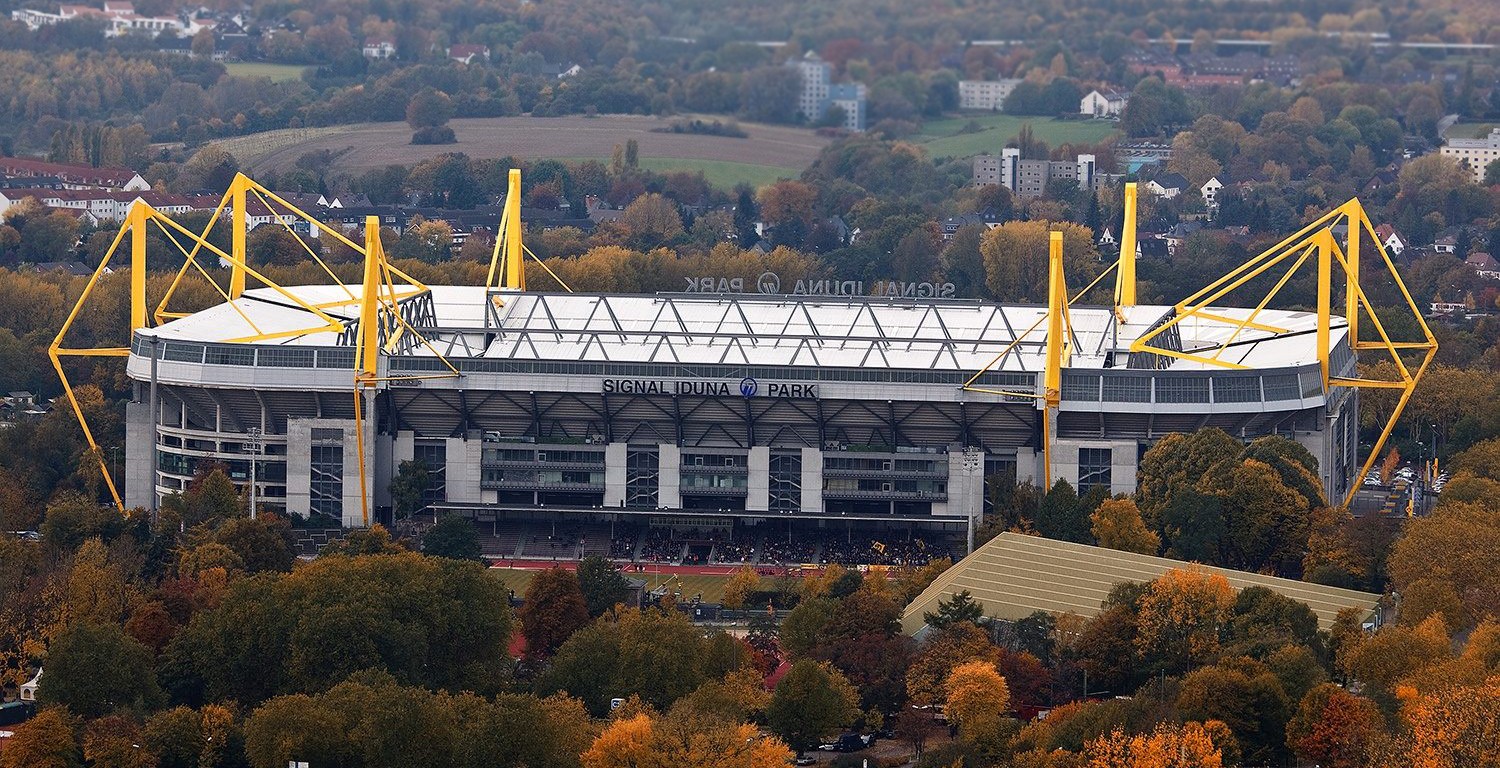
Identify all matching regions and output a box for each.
[817,733,872,752]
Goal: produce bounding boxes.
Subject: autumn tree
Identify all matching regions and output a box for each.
[619,193,684,249]
[1387,500,1500,621]
[1381,675,1500,768]
[1134,569,1235,671]
[721,566,760,611]
[1177,659,1292,766]
[1286,683,1383,768]
[766,660,859,755]
[406,87,456,129]
[980,220,1102,303]
[518,566,591,659]
[1090,498,1160,554]
[1082,722,1223,768]
[82,715,156,768]
[944,660,1011,743]
[907,622,1000,707]
[0,708,81,768]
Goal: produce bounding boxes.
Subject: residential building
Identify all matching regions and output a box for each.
[1080,89,1128,118]
[1434,235,1458,254]
[1467,252,1500,280]
[788,53,866,131]
[363,37,396,59]
[1200,175,1226,209]
[972,154,1002,187]
[940,210,1004,240]
[958,79,1021,111]
[1373,224,1408,256]
[447,44,490,64]
[827,83,867,132]
[0,157,149,191]
[987,149,1114,198]
[12,1,187,37]
[1440,127,1500,185]
[790,53,831,123]
[1145,173,1188,199]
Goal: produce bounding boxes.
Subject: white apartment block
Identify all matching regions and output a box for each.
[959,79,1021,111]
[1441,128,1500,185]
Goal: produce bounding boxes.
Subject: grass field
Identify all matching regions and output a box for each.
[224,62,309,82]
[212,115,829,186]
[556,156,799,189]
[914,113,1119,159]
[1445,121,1498,139]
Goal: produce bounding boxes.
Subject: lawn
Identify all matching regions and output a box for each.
[224,62,310,83]
[1445,122,1498,139]
[915,113,1119,159]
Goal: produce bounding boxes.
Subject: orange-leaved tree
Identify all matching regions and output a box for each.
[1083,722,1224,768]
[1134,568,1235,671]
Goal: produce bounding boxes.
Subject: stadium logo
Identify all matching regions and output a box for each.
[756,271,781,294]
[739,377,759,397]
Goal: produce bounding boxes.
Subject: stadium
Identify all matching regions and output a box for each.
[54,175,1432,566]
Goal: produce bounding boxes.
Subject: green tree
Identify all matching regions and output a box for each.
[213,515,295,573]
[923,589,984,629]
[518,566,591,659]
[779,597,835,659]
[577,556,632,617]
[389,460,431,520]
[1120,77,1192,137]
[766,660,860,755]
[1035,479,1089,543]
[39,621,164,718]
[162,553,510,705]
[1177,660,1292,766]
[422,515,482,562]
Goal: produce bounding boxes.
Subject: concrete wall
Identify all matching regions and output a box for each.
[800,446,823,513]
[446,437,481,503]
[1049,439,1139,494]
[124,400,154,510]
[657,443,681,508]
[746,446,769,511]
[604,442,626,507]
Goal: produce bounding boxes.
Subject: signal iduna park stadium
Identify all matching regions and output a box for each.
[57,175,1431,563]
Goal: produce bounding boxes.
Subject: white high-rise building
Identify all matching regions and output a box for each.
[1441,128,1500,185]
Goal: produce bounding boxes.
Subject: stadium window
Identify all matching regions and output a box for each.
[1078,447,1112,492]
[310,443,344,518]
[1101,375,1151,402]
[1156,376,1210,403]
[414,441,447,507]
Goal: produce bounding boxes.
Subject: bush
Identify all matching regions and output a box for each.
[411,126,457,145]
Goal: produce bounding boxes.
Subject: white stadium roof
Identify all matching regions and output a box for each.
[140,286,1341,373]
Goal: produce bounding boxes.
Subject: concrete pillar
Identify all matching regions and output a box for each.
[604,442,627,507]
[799,446,823,513]
[123,400,155,510]
[285,419,313,519]
[1015,446,1038,485]
[946,447,985,523]
[658,443,681,509]
[746,446,770,511]
[445,437,481,503]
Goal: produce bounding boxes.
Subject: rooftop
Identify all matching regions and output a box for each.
[901,532,1381,633]
[139,286,1342,374]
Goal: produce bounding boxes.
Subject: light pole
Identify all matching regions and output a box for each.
[246,427,263,520]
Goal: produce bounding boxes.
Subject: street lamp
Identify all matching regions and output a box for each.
[246,427,263,520]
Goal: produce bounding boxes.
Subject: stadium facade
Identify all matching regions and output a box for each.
[120,284,1359,550]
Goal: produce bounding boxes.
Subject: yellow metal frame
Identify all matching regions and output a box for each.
[53,175,465,516]
[486,168,573,295]
[959,196,1433,509]
[1128,198,1436,507]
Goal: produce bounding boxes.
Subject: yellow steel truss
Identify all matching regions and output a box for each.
[960,195,1433,509]
[53,175,461,516]
[486,168,573,296]
[1127,198,1435,507]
